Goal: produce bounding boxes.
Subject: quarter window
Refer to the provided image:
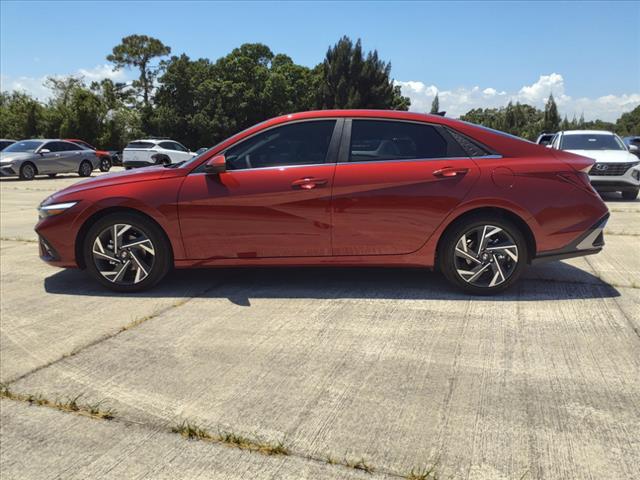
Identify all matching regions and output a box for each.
[349,120,466,162]
[225,120,337,170]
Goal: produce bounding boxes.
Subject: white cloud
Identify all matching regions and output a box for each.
[77,64,127,82]
[396,73,640,122]
[0,64,129,101]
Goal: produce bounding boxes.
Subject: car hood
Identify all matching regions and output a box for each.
[49,166,185,200]
[565,149,638,163]
[0,152,35,163]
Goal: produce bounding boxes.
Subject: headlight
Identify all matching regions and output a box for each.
[38,201,78,219]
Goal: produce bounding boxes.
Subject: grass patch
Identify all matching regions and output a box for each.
[345,457,375,474]
[405,465,438,479]
[172,420,289,456]
[0,384,116,420]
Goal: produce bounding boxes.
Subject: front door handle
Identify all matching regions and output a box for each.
[291,178,328,190]
[432,167,469,178]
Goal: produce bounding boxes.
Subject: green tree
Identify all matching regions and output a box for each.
[0,91,44,139]
[107,35,171,113]
[430,93,439,114]
[543,94,560,132]
[316,36,409,110]
[615,105,640,136]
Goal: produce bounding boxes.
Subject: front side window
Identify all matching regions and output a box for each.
[225,120,337,170]
[349,120,465,162]
[561,134,625,151]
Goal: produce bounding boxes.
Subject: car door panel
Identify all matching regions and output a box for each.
[331,159,479,255]
[331,119,479,256]
[178,120,341,259]
[178,165,335,258]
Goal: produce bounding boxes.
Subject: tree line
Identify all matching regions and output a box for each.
[1,35,638,150]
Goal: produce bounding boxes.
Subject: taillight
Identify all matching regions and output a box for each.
[557,172,598,196]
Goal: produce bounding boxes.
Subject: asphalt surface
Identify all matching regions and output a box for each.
[1,169,639,480]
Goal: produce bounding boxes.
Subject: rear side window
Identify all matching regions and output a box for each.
[126,141,155,149]
[349,120,466,162]
[447,128,494,157]
[59,142,82,151]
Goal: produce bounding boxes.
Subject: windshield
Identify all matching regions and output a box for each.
[3,140,44,153]
[561,134,624,151]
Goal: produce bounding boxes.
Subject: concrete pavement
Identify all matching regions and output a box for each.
[1,170,639,479]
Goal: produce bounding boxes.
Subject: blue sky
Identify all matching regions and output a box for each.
[1,1,639,120]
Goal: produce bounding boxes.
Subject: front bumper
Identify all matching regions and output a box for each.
[589,164,640,192]
[0,165,17,177]
[532,213,608,265]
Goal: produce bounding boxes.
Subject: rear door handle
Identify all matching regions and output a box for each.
[291,177,328,190]
[432,167,469,178]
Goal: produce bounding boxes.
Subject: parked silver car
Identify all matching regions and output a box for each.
[0,139,100,180]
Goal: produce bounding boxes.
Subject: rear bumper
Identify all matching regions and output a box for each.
[532,213,608,265]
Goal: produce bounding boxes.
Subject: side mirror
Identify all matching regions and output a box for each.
[204,154,226,174]
[629,144,639,153]
[39,148,51,154]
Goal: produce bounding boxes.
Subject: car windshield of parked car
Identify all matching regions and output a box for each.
[561,134,624,151]
[3,140,44,153]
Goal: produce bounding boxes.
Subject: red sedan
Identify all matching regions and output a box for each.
[37,110,608,294]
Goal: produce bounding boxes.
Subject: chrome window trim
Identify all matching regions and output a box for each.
[190,161,333,175]
[337,156,474,166]
[189,118,343,174]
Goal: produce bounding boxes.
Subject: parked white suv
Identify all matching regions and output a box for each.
[551,130,640,200]
[122,139,196,169]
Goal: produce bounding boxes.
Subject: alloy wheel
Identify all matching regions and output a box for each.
[453,224,519,288]
[92,223,156,285]
[22,164,35,180]
[80,162,92,176]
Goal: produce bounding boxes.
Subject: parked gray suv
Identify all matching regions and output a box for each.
[0,139,100,180]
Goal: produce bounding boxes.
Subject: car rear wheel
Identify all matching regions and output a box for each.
[622,189,639,200]
[83,213,171,292]
[78,160,93,177]
[99,157,112,172]
[19,162,36,180]
[439,215,527,295]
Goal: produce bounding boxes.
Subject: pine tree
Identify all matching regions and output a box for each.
[430,93,439,114]
[317,36,409,110]
[543,94,561,132]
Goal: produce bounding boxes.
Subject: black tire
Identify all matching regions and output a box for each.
[99,157,112,172]
[78,160,93,177]
[83,212,172,292]
[622,189,639,200]
[438,214,528,295]
[19,162,36,180]
[48,173,57,178]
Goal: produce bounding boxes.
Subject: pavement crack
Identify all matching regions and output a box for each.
[1,390,438,479]
[4,279,227,386]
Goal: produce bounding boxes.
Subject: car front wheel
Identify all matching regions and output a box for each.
[439,215,527,295]
[19,162,36,180]
[83,213,171,292]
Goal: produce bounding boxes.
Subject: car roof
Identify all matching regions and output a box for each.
[561,130,615,136]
